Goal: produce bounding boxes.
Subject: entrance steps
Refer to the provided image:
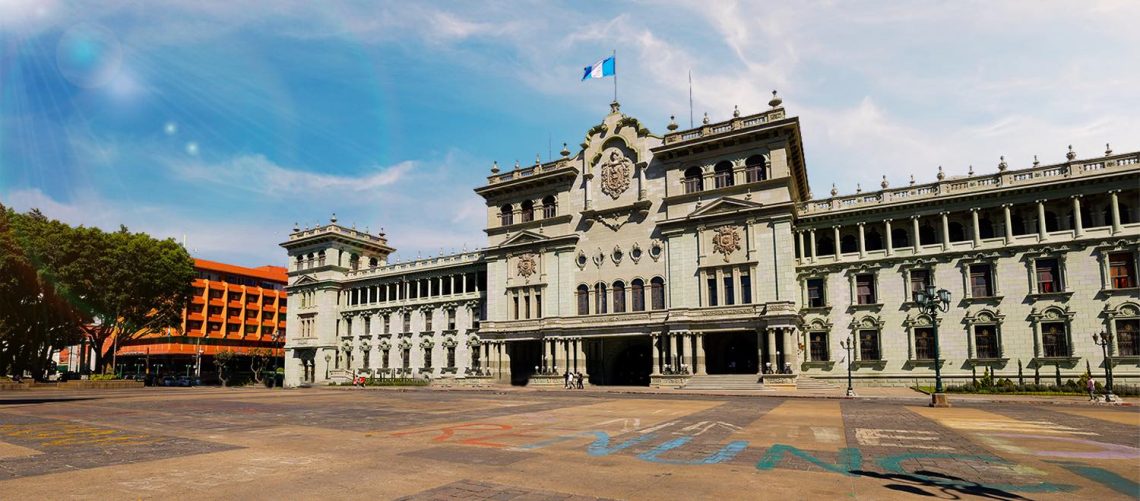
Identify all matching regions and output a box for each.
[796,376,839,391]
[681,374,771,391]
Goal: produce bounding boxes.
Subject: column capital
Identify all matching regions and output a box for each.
[857,221,865,227]
[1035,199,1047,204]
[969,207,979,213]
[1070,194,1083,200]
[883,218,892,223]
[939,211,949,216]
[910,214,921,220]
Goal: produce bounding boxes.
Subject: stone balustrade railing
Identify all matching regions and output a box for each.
[663,108,787,145]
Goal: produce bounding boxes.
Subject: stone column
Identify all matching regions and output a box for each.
[1037,200,1048,240]
[853,332,862,361]
[1110,190,1122,234]
[971,208,981,247]
[1003,204,1014,244]
[651,333,661,375]
[1072,196,1083,236]
[797,231,806,263]
[802,329,812,363]
[857,222,866,258]
[885,219,893,256]
[809,229,817,262]
[940,212,950,250]
[550,338,559,373]
[787,328,799,373]
[563,338,572,372]
[911,216,921,249]
[907,326,916,361]
[833,226,841,259]
[670,333,681,370]
[779,328,790,372]
[766,328,777,372]
[966,324,975,359]
[695,332,707,375]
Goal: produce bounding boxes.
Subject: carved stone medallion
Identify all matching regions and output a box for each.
[598,148,633,199]
[711,225,741,262]
[517,253,537,278]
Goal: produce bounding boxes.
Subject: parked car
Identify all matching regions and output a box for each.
[176,376,199,387]
[161,376,176,387]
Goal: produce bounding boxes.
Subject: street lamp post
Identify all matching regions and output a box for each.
[1092,331,1115,402]
[268,329,283,389]
[839,335,856,397]
[914,285,952,407]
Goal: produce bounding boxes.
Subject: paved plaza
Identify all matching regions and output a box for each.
[0,388,1137,500]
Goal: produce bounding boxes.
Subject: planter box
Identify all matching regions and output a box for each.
[0,380,145,391]
[650,374,692,388]
[762,374,798,389]
[527,374,567,387]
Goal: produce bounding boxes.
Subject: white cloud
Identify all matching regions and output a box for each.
[168,154,414,196]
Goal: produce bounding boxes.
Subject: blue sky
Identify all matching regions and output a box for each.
[2,1,1138,267]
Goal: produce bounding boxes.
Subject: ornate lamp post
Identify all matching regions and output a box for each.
[839,335,856,397]
[269,330,283,389]
[324,353,332,380]
[914,285,951,407]
[1092,331,1115,402]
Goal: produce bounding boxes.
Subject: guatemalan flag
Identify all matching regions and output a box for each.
[582,56,615,81]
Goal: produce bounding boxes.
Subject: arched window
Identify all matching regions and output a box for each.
[865,230,883,251]
[542,195,556,218]
[919,224,939,245]
[891,227,910,247]
[978,218,995,239]
[948,222,966,242]
[650,277,665,310]
[520,200,534,223]
[1011,212,1029,235]
[1044,211,1059,232]
[612,281,626,313]
[631,279,645,312]
[1121,203,1135,225]
[745,155,766,183]
[594,283,608,314]
[576,284,589,315]
[683,166,703,194]
[713,161,734,189]
[816,235,835,256]
[840,235,857,254]
[500,204,514,226]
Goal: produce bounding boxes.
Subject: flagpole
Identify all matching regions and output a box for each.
[688,70,694,128]
[612,49,617,103]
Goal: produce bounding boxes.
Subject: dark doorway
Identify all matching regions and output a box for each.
[585,336,651,386]
[507,340,542,386]
[705,331,758,374]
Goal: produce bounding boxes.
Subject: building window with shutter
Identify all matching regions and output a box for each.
[974,326,999,359]
[1109,252,1137,289]
[1041,322,1069,357]
[806,278,825,308]
[914,328,934,360]
[969,264,994,297]
[809,332,829,361]
[1117,319,1140,356]
[856,274,876,305]
[1035,259,1062,293]
[858,330,881,361]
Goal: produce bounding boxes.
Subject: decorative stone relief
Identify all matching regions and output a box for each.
[598,148,633,199]
[630,242,643,263]
[649,240,663,261]
[593,248,605,267]
[517,252,537,278]
[611,245,624,265]
[576,250,588,269]
[711,225,741,262]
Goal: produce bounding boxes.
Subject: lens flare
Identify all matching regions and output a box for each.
[55,23,123,88]
[185,142,199,156]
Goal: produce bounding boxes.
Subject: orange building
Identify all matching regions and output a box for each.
[112,258,288,378]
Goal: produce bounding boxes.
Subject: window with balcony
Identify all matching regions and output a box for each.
[713,161,734,189]
[683,166,703,194]
[1035,259,1062,293]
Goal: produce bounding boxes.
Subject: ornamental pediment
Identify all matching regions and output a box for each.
[291,274,319,286]
[687,197,764,219]
[497,230,548,247]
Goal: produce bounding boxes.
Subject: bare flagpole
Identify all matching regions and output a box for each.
[688,70,694,128]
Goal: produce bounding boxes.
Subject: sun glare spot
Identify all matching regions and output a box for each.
[185,142,199,156]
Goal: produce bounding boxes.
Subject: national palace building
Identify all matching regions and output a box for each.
[281,95,1139,389]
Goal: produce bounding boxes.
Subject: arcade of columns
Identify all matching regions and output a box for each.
[649,327,800,375]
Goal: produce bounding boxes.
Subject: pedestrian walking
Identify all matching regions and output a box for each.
[576,372,584,389]
[564,371,571,389]
[1087,377,1096,401]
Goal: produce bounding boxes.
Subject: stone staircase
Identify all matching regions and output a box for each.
[796,376,839,391]
[680,374,772,391]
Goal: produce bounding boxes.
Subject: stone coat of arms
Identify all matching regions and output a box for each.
[517,253,537,278]
[712,226,741,262]
[598,149,633,199]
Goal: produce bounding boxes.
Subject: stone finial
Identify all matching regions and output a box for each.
[909,174,915,186]
[1105,143,1112,156]
[998,156,1007,172]
[968,165,974,177]
[330,212,338,224]
[733,105,740,118]
[702,112,710,125]
[1066,145,1076,161]
[936,166,945,181]
[1033,155,1040,167]
[560,142,570,157]
[881,175,889,189]
[610,101,621,113]
[292,222,299,232]
[535,154,541,166]
[514,160,520,170]
[768,89,782,108]
[491,161,500,174]
[806,190,813,200]
[667,115,679,131]
[856,183,862,194]
[379,227,386,237]
[830,183,838,197]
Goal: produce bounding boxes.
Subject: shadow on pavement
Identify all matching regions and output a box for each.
[851,469,1028,500]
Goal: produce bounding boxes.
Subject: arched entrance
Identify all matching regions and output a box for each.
[704,331,758,374]
[507,340,542,386]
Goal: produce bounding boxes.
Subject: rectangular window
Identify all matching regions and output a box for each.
[974,326,998,359]
[909,269,931,299]
[707,276,718,307]
[1109,252,1137,289]
[1117,319,1140,357]
[383,315,390,334]
[806,278,825,308]
[425,312,432,331]
[402,349,410,369]
[535,293,542,318]
[809,332,829,361]
[513,295,520,320]
[447,347,456,368]
[613,287,625,313]
[1041,322,1069,357]
[683,177,701,194]
[723,274,735,306]
[856,274,876,305]
[577,288,589,315]
[969,264,993,297]
[714,170,733,189]
[524,293,531,319]
[914,328,934,360]
[858,330,881,361]
[740,271,752,304]
[403,314,411,333]
[383,350,390,369]
[364,317,371,335]
[1035,259,1061,293]
[447,310,456,330]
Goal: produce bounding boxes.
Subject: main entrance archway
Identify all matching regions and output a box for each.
[585,336,651,386]
[704,331,758,374]
[507,340,542,386]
